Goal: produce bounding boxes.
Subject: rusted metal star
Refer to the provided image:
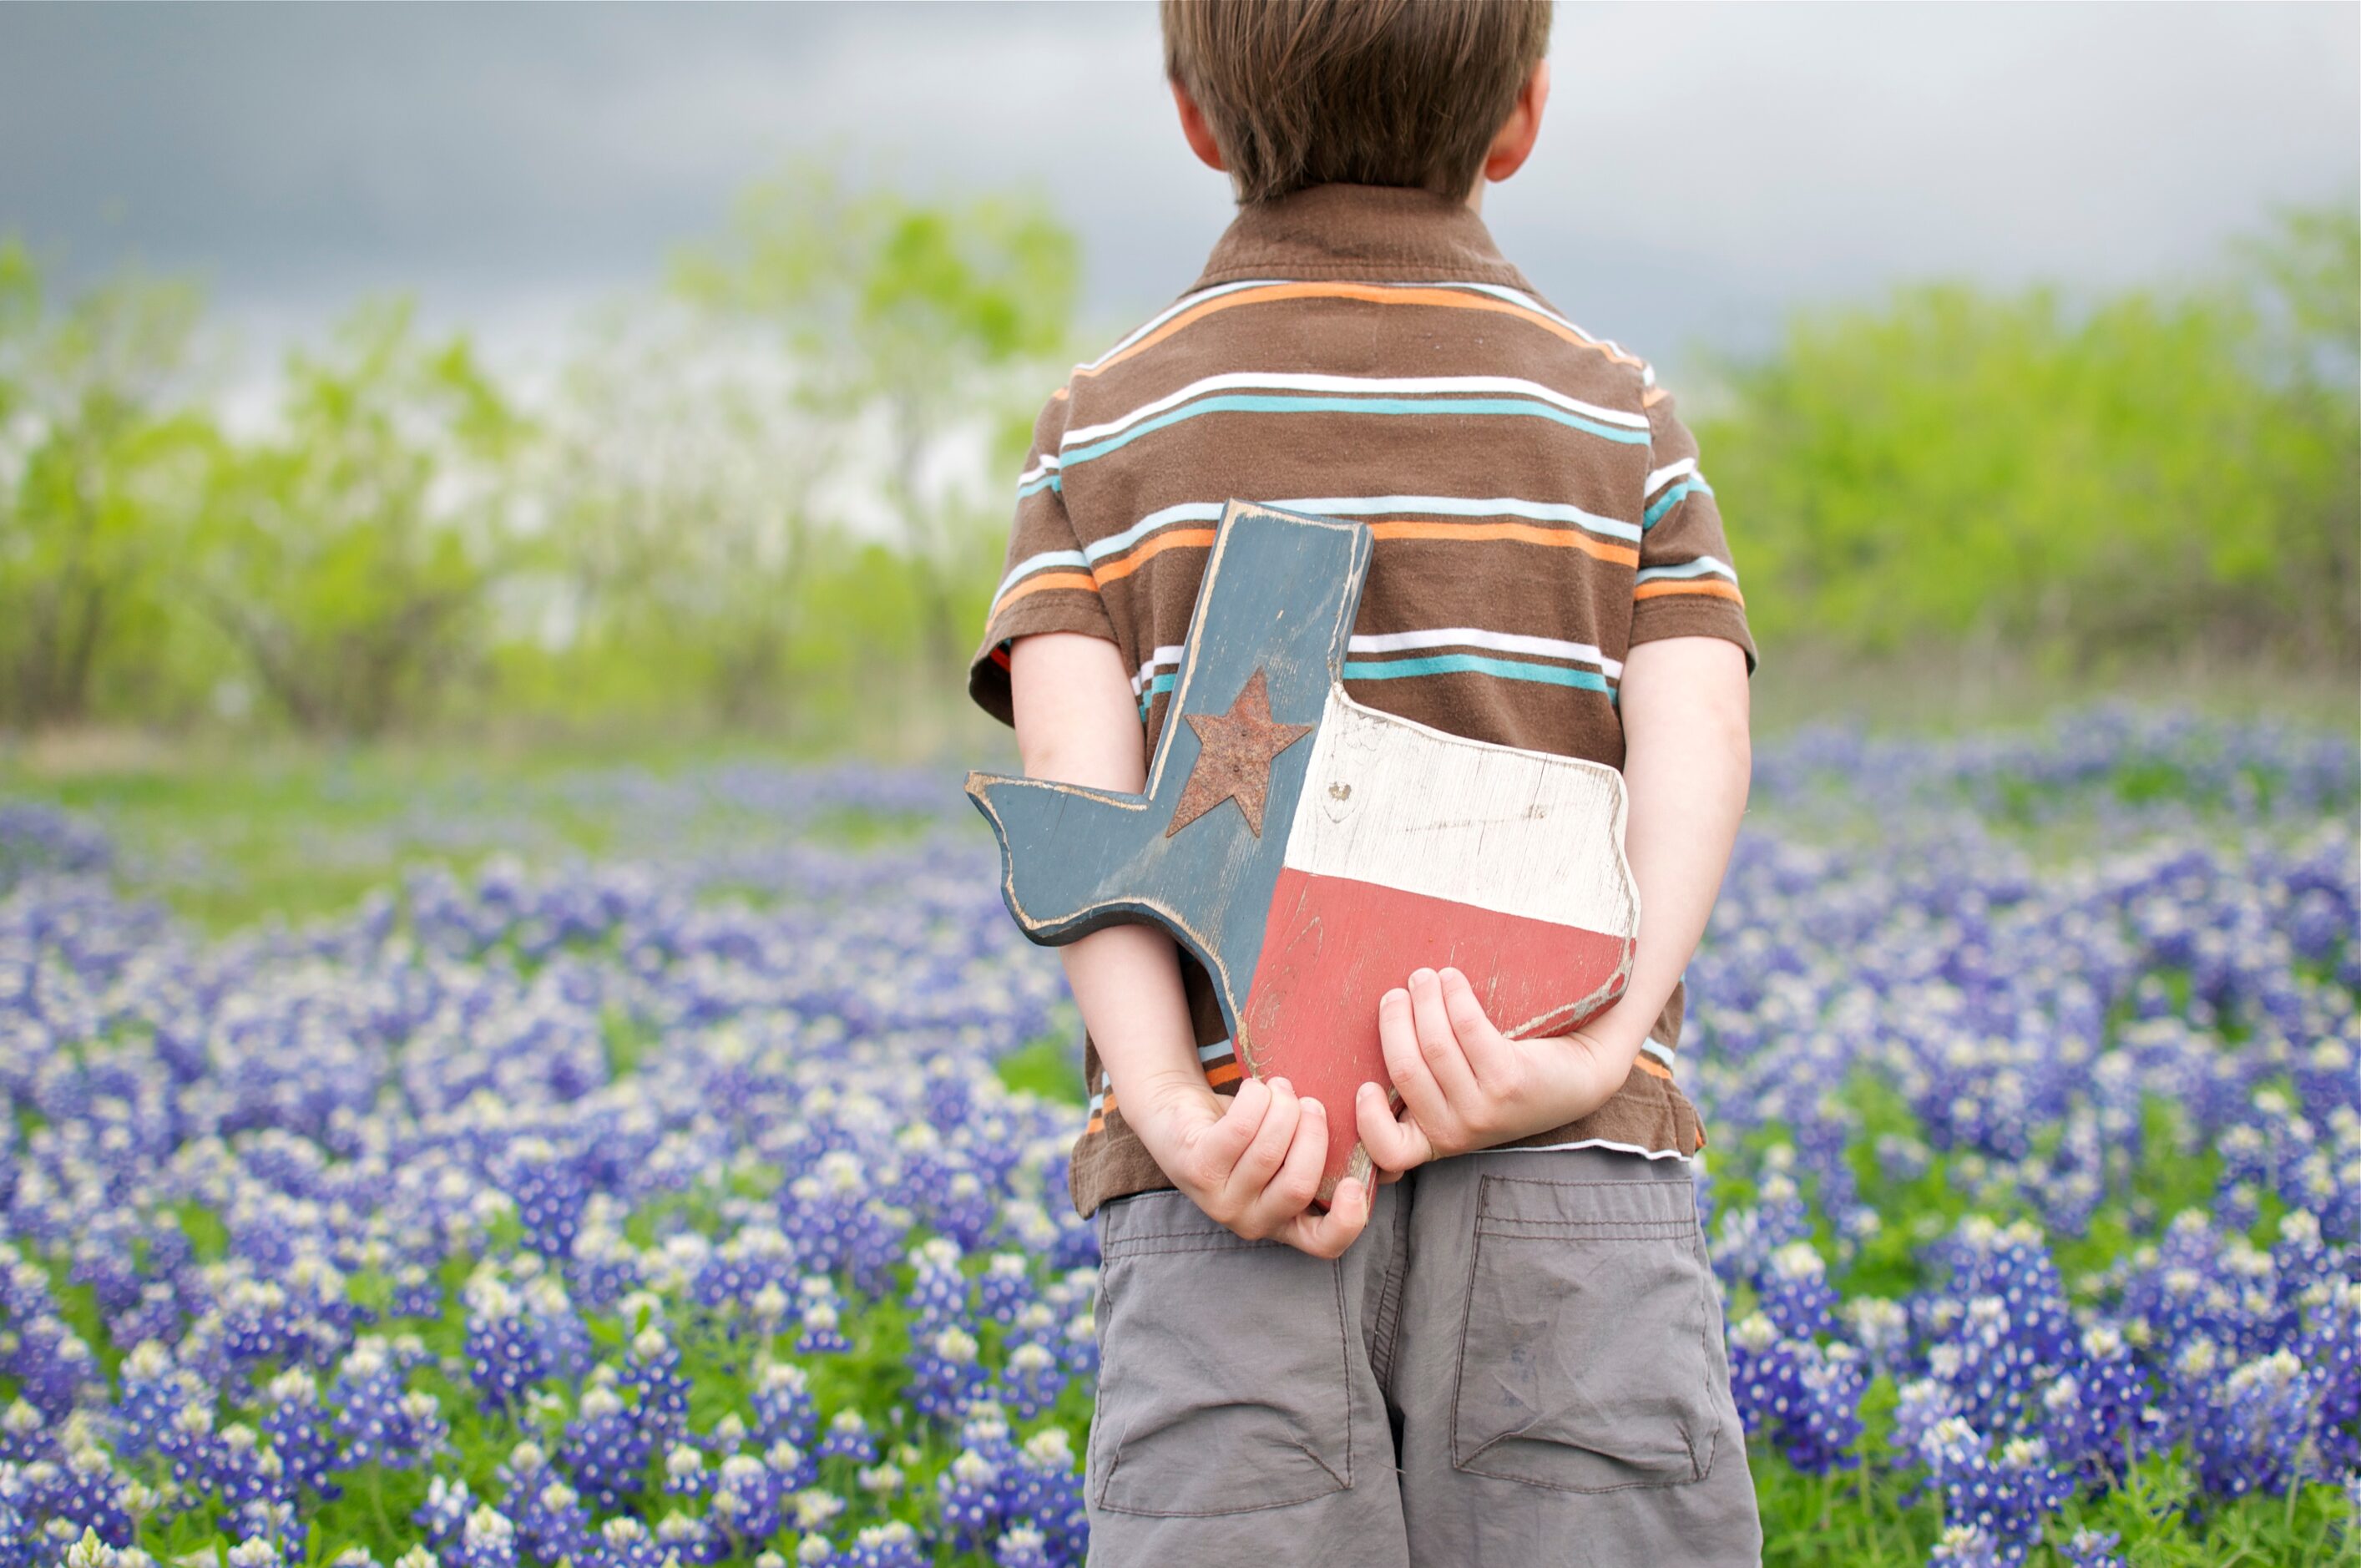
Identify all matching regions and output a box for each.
[1165,666,1314,838]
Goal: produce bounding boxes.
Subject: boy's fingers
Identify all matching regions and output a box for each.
[1283,1173,1369,1259]
[1242,1091,1328,1233]
[1196,1076,1270,1181]
[1407,967,1479,1106]
[1224,1075,1300,1207]
[1438,967,1516,1090]
[1355,1080,1431,1172]
[1378,987,1452,1136]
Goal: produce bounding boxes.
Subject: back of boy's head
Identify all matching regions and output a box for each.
[1160,0,1552,205]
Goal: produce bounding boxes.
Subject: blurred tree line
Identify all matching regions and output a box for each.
[0,182,2350,742]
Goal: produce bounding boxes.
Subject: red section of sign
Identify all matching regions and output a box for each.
[1238,866,1635,1200]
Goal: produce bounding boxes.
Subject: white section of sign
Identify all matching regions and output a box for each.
[1280,691,1639,937]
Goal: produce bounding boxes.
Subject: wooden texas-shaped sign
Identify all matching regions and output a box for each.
[966,500,1641,1200]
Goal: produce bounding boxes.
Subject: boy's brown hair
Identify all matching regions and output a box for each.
[1161,0,1552,205]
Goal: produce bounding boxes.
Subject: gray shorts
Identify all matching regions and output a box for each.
[1084,1146,1762,1568]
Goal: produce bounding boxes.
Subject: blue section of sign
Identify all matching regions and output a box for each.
[965,501,1373,1042]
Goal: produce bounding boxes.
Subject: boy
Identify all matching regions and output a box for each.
[967,2,1761,1562]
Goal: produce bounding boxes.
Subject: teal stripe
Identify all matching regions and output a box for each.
[1017,473,1063,498]
[1064,394,1652,470]
[1342,654,1613,694]
[1135,671,1177,716]
[1643,479,1705,529]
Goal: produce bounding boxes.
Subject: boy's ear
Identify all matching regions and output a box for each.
[1480,59,1551,185]
[1170,78,1229,174]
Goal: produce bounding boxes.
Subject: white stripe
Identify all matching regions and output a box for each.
[1075,280,1282,372]
[1634,556,1737,585]
[1347,628,1623,679]
[1489,1137,1691,1162]
[1641,1039,1676,1067]
[1060,372,1652,451]
[1282,692,1639,941]
[1016,454,1062,486]
[992,549,1089,603]
[1645,458,1701,497]
[1272,493,1640,544]
[1130,645,1186,695]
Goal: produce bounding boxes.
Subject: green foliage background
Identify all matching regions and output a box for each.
[0,178,2352,745]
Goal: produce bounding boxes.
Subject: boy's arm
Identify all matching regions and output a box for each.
[1353,635,1750,1167]
[1009,631,1372,1256]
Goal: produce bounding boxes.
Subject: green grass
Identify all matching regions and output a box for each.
[993,1027,1086,1106]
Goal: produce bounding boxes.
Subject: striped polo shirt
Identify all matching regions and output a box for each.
[968,183,1756,1220]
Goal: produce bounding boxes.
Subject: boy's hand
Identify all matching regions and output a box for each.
[1353,965,1642,1173]
[1130,1074,1372,1258]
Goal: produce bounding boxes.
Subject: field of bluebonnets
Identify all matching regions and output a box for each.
[0,706,2357,1568]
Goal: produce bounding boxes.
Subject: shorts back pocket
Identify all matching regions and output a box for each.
[1091,1192,1353,1516]
[1450,1172,1721,1493]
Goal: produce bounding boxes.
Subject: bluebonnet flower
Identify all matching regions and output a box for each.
[582,1518,670,1568]
[751,1363,816,1451]
[1926,1523,2005,1568]
[1758,1242,1841,1339]
[619,1326,692,1447]
[910,1323,987,1424]
[558,1379,655,1516]
[816,1410,875,1465]
[993,1527,1054,1568]
[840,1521,926,1568]
[2055,1526,2126,1568]
[1727,1313,1864,1473]
[448,1503,521,1568]
[464,1274,552,1411]
[257,1368,338,1503]
[331,1337,445,1469]
[706,1452,791,1549]
[415,1474,476,1548]
[796,1276,853,1356]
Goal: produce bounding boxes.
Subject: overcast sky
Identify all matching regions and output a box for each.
[3,2,2355,386]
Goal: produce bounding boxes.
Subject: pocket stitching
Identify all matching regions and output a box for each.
[1450,1173,1725,1495]
[1094,1254,1354,1517]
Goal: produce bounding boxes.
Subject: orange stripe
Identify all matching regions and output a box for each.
[1089,527,1216,585]
[1368,518,1638,567]
[1074,282,1645,382]
[1633,579,1744,604]
[1204,1060,1242,1087]
[989,570,1100,620]
[1080,517,1638,586]
[1632,1055,1673,1081]
[1641,385,1669,408]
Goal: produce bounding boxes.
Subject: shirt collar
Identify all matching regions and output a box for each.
[1190,182,1534,292]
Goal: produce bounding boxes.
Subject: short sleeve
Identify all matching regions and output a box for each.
[1632,386,1757,674]
[967,392,1121,726]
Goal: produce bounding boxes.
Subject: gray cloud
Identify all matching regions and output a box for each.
[2,2,2353,378]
